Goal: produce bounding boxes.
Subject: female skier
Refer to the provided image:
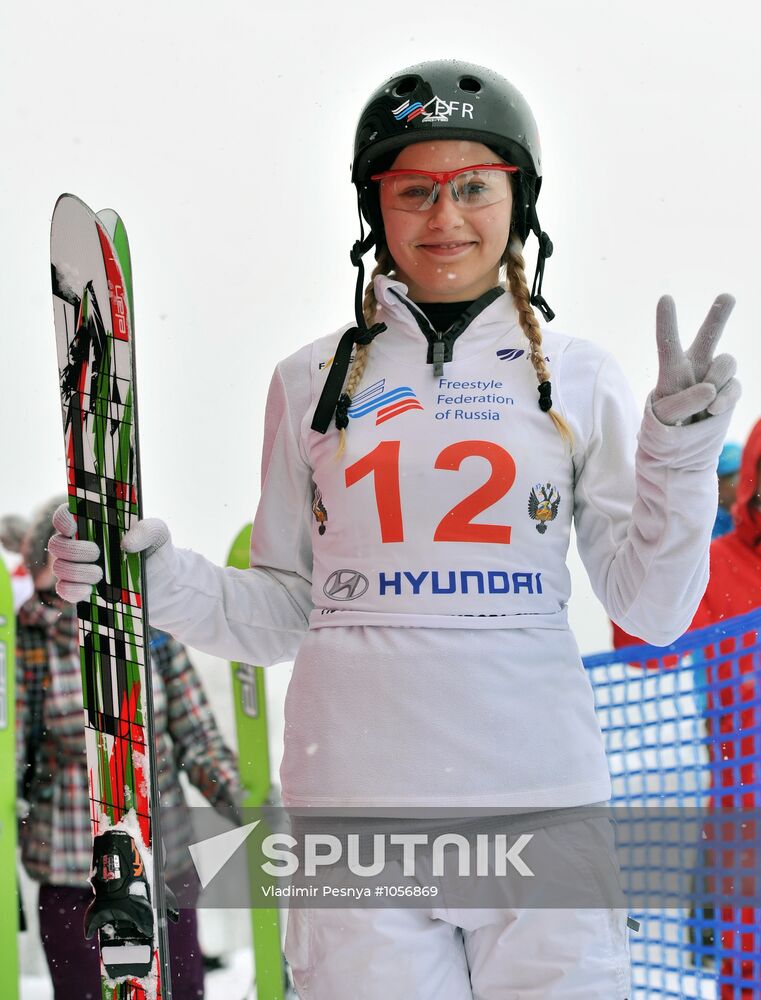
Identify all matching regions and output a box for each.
[51,61,740,998]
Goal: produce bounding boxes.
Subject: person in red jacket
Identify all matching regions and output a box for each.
[692,421,761,623]
[693,420,761,998]
[612,418,761,998]
[613,420,761,647]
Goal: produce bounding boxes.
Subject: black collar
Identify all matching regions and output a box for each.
[393,286,505,375]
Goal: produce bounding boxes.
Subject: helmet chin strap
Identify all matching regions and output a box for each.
[310,201,387,434]
[526,201,555,322]
[349,233,381,333]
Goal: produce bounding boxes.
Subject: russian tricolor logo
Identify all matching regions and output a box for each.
[349,379,423,425]
[392,99,426,122]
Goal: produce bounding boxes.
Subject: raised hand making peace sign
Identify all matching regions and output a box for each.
[651,293,741,426]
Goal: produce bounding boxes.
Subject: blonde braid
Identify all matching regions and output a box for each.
[504,239,573,447]
[335,246,395,458]
[362,244,393,329]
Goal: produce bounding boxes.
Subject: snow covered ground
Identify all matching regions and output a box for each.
[21,954,718,1000]
[22,948,256,1000]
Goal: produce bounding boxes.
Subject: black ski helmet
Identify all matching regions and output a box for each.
[311,60,555,435]
[352,59,544,249]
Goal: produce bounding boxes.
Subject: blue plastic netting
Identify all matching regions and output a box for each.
[584,608,761,999]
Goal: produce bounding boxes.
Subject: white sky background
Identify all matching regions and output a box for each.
[1,0,759,654]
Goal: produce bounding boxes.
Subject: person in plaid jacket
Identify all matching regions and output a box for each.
[15,496,241,1000]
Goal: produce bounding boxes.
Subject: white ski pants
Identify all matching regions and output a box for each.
[284,818,632,998]
[285,904,631,999]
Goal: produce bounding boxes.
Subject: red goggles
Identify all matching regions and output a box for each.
[370,163,518,212]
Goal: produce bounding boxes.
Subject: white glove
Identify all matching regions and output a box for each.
[651,293,741,426]
[48,505,102,602]
[49,504,170,604]
[120,518,171,559]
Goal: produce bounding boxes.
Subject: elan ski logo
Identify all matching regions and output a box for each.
[392,96,474,123]
[349,379,423,425]
[237,663,260,719]
[95,224,129,342]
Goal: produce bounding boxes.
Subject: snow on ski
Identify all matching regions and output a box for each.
[50,194,173,1000]
[227,524,286,1000]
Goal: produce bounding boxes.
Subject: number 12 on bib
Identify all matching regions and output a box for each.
[50,194,176,999]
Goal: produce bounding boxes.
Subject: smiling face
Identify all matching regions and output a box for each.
[378,140,513,303]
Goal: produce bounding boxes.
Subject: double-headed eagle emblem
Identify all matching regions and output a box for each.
[528,482,561,534]
[312,485,328,535]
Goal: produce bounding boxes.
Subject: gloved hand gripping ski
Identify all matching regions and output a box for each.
[85,830,179,980]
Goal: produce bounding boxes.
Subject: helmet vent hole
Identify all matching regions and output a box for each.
[393,76,418,98]
[459,76,482,93]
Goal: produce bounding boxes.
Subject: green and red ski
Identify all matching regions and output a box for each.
[227,524,287,1000]
[0,554,19,1000]
[51,194,174,1000]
